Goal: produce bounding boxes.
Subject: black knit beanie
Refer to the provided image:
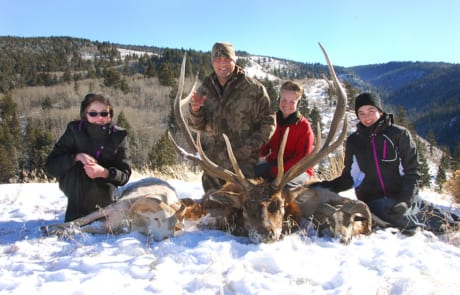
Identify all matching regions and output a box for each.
[354,92,383,115]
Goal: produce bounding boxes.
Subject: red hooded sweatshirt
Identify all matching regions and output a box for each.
[259,110,314,178]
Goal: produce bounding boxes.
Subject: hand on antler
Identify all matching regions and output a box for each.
[190,91,207,112]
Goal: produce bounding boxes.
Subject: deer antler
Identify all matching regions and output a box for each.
[273,43,348,190]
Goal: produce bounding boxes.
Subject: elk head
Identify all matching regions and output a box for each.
[168,43,348,243]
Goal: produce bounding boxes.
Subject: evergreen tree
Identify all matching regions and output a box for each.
[163,83,183,137]
[344,81,358,111]
[158,63,176,87]
[148,131,177,171]
[436,165,446,192]
[120,78,130,94]
[0,144,17,183]
[435,150,449,192]
[309,105,322,137]
[260,78,278,112]
[427,129,436,156]
[298,93,310,118]
[440,148,451,170]
[415,138,431,188]
[116,111,142,168]
[24,119,54,180]
[103,68,121,88]
[116,111,131,133]
[454,142,460,170]
[0,95,21,147]
[41,96,53,111]
[0,95,21,182]
[62,67,72,84]
[395,106,409,128]
[123,58,131,76]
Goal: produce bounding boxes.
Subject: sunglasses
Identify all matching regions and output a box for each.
[87,111,110,117]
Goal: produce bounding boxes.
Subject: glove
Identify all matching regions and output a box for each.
[389,202,408,216]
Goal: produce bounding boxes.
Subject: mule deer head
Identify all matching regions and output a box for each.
[312,199,372,244]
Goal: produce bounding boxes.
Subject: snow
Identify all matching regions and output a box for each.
[117,48,155,59]
[244,56,284,81]
[1,177,460,295]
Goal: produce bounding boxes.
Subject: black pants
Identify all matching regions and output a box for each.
[58,166,115,222]
[368,197,459,233]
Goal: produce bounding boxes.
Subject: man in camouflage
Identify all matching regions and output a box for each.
[189,41,276,193]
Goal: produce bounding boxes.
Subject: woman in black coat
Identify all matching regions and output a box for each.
[45,94,132,222]
[315,92,458,234]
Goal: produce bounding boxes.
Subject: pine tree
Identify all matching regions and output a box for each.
[103,68,121,88]
[24,119,54,180]
[158,63,176,87]
[427,129,436,156]
[309,105,322,137]
[415,138,431,188]
[0,95,21,182]
[395,106,409,128]
[454,142,460,170]
[0,144,17,183]
[260,78,278,112]
[167,84,179,135]
[298,93,310,118]
[440,148,451,170]
[148,131,177,171]
[343,81,358,111]
[116,111,142,169]
[116,111,132,133]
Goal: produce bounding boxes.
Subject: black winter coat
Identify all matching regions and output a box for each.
[45,120,132,221]
[319,113,420,206]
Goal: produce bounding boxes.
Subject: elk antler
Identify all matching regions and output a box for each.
[272,43,349,189]
[167,54,248,187]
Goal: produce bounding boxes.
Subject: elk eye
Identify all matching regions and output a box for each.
[268,199,282,213]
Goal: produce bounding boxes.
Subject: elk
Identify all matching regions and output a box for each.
[169,43,372,243]
[41,177,185,241]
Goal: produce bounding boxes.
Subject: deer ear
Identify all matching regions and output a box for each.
[209,190,243,208]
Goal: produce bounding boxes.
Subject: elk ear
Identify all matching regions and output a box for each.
[209,190,244,208]
[284,186,306,203]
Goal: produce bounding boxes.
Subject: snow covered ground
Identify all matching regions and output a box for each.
[1,177,460,295]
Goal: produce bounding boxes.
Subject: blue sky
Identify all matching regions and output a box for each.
[1,0,458,67]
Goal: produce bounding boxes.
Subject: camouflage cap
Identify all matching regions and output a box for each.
[211,42,236,62]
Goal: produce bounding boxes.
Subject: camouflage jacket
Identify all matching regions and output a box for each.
[188,66,276,177]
